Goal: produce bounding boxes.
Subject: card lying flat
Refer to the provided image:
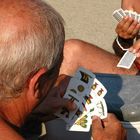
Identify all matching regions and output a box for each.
[117,50,136,69]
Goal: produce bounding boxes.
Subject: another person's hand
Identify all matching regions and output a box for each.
[115,16,140,39]
[129,39,140,57]
[92,113,127,140]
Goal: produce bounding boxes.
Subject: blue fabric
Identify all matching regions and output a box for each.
[95,73,140,122]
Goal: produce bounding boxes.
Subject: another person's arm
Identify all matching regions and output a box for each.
[112,0,140,57]
[92,113,127,140]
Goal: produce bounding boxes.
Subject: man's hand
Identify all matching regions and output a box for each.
[32,75,76,121]
[116,16,140,39]
[92,113,127,140]
[129,39,140,57]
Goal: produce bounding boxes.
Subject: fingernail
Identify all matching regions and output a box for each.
[133,49,136,53]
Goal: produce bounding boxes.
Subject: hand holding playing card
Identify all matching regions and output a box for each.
[129,39,140,58]
[116,16,140,39]
[55,67,108,132]
[112,8,140,69]
[113,8,140,39]
[92,114,127,140]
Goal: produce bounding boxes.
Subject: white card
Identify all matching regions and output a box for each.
[117,8,126,18]
[124,10,130,17]
[90,78,107,98]
[66,113,92,132]
[94,98,107,119]
[130,11,137,19]
[117,50,136,69]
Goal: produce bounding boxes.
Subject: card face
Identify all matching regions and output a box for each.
[54,67,108,132]
[74,67,95,87]
[66,114,91,132]
[69,100,88,126]
[90,78,107,98]
[54,90,82,123]
[66,103,93,132]
[94,98,107,119]
[66,77,91,98]
[117,50,136,69]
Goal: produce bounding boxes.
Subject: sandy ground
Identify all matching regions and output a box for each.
[45,0,121,53]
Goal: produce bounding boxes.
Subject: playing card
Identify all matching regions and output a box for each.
[133,12,139,20]
[130,11,136,19]
[124,10,130,17]
[90,78,107,98]
[112,9,124,22]
[66,77,91,97]
[55,67,108,132]
[128,10,133,17]
[137,14,140,23]
[66,114,92,132]
[117,50,136,69]
[74,67,95,86]
[88,103,99,118]
[136,13,140,21]
[54,90,82,123]
[94,98,107,119]
[117,8,126,18]
[67,100,89,126]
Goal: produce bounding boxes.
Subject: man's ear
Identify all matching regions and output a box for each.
[28,68,47,99]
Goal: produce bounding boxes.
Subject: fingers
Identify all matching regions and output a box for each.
[102,113,120,127]
[129,40,140,57]
[61,98,77,111]
[116,16,140,39]
[92,115,103,131]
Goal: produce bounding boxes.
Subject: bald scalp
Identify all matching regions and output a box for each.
[0,0,65,98]
[0,0,48,42]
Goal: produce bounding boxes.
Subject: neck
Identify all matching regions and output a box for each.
[0,93,29,127]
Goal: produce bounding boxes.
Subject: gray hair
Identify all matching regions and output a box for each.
[0,0,65,98]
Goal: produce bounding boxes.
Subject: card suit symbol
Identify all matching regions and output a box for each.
[75,115,88,128]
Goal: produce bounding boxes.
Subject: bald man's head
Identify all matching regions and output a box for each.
[0,0,48,42]
[0,0,65,98]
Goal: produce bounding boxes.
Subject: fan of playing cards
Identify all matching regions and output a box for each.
[55,67,107,132]
[112,8,140,22]
[113,8,138,69]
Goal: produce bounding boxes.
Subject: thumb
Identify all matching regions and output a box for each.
[92,116,103,137]
[61,98,77,111]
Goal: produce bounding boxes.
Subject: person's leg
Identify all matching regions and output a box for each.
[60,39,138,75]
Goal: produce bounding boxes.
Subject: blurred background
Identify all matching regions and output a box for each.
[45,0,121,53]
